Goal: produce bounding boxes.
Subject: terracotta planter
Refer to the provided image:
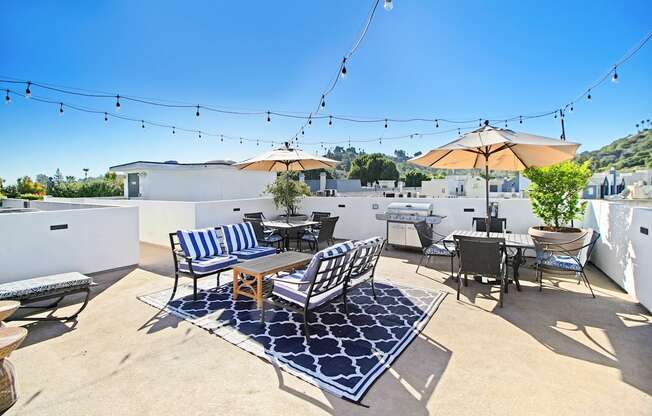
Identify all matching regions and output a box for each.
[528,226,587,255]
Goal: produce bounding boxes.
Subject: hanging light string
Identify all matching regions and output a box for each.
[1,31,650,130]
[4,87,477,148]
[289,0,382,142]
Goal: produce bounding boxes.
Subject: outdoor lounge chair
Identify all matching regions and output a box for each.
[414,221,456,278]
[0,272,93,321]
[170,228,239,300]
[346,236,386,300]
[454,235,507,307]
[532,229,599,298]
[299,216,338,252]
[261,241,357,339]
[221,222,277,260]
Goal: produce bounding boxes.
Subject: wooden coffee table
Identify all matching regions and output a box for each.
[232,251,313,308]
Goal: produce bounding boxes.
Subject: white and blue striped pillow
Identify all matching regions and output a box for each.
[221,222,258,253]
[177,228,223,259]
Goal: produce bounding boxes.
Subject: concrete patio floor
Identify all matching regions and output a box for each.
[6,243,652,416]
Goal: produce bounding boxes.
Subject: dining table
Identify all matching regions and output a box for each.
[443,230,535,291]
[262,219,319,251]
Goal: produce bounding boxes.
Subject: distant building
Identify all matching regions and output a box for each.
[583,168,652,199]
[109,160,276,201]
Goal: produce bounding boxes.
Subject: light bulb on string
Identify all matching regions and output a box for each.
[611,66,619,83]
[256,139,259,146]
[569,103,574,112]
[379,137,382,145]
[104,112,108,123]
[239,137,243,144]
[384,119,388,128]
[320,95,326,108]
[587,90,592,101]
[59,102,64,116]
[435,119,439,128]
[198,131,202,139]
[220,134,223,142]
[301,129,305,135]
[340,58,347,78]
[554,112,557,119]
[141,120,145,129]
[267,111,271,122]
[504,121,508,128]
[458,128,461,135]
[329,116,333,126]
[5,89,10,104]
[25,81,31,98]
[384,0,393,11]
[115,95,121,111]
[195,105,200,118]
[519,116,523,124]
[308,115,312,126]
[172,126,176,135]
[478,119,482,127]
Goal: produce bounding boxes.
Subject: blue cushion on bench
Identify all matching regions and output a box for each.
[177,228,223,259]
[178,254,238,274]
[222,223,258,253]
[231,246,277,260]
[537,254,582,272]
[0,272,93,300]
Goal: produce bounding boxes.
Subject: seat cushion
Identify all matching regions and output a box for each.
[272,277,343,309]
[425,243,455,256]
[177,228,223,259]
[221,223,258,253]
[264,233,283,243]
[301,232,318,242]
[0,272,92,300]
[231,246,277,260]
[178,254,238,274]
[537,255,582,272]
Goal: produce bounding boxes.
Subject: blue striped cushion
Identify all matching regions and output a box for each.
[300,241,356,291]
[231,246,276,260]
[177,228,223,259]
[221,223,258,253]
[178,254,238,274]
[537,254,582,272]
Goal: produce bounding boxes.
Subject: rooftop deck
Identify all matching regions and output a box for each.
[8,243,652,416]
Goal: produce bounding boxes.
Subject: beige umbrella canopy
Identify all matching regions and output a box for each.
[409,124,581,234]
[233,142,339,221]
[233,142,339,172]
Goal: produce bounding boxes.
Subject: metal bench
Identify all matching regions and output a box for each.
[0,272,93,321]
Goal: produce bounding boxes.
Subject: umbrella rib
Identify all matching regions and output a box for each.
[428,150,454,167]
[297,160,306,170]
[507,146,529,169]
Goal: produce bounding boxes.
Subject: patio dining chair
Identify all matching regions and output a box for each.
[246,218,283,250]
[532,230,600,298]
[454,235,507,307]
[414,221,456,278]
[472,217,507,233]
[300,216,338,252]
[309,211,331,231]
[261,241,358,339]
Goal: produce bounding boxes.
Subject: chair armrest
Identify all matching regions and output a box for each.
[270,276,310,285]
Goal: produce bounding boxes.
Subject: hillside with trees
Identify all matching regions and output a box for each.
[0,170,123,199]
[575,129,652,171]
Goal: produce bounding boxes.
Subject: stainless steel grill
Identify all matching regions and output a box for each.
[375,202,445,248]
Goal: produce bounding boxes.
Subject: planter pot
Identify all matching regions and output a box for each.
[528,226,587,255]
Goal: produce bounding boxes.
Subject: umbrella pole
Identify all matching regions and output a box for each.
[485,160,491,237]
[285,163,291,224]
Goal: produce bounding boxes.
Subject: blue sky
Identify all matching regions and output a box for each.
[1,0,651,181]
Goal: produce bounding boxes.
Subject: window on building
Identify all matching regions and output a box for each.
[489,184,498,192]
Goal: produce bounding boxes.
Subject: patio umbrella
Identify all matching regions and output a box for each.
[233,142,339,222]
[409,123,581,235]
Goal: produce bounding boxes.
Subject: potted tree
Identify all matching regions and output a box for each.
[523,161,592,244]
[265,173,311,221]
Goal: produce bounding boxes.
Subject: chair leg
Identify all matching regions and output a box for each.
[450,255,455,279]
[193,278,198,301]
[342,293,349,317]
[499,277,504,307]
[303,307,311,339]
[170,274,179,301]
[457,266,462,300]
[370,278,378,300]
[216,271,221,288]
[539,269,543,292]
[464,273,468,287]
[416,254,426,273]
[260,300,266,323]
[581,270,596,298]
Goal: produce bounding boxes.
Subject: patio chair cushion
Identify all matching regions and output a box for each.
[222,223,258,253]
[298,241,356,291]
[264,233,283,243]
[537,254,582,272]
[301,231,319,242]
[272,276,343,309]
[177,228,223,259]
[178,254,238,274]
[425,243,455,256]
[350,236,384,277]
[0,272,93,300]
[230,246,277,260]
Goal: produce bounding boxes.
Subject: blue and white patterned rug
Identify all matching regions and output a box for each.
[138,278,446,402]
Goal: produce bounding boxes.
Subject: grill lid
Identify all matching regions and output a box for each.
[386,202,433,214]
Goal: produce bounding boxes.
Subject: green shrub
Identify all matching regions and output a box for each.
[18,193,43,200]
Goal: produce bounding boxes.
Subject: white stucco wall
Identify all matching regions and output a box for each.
[0,205,139,283]
[583,200,652,310]
[123,166,275,201]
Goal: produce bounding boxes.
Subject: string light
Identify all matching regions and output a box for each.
[59,102,64,115]
[267,111,271,122]
[384,0,393,11]
[172,126,176,134]
[256,139,259,146]
[320,95,326,108]
[504,120,508,128]
[115,95,121,111]
[379,137,382,145]
[458,128,461,135]
[478,119,482,127]
[587,89,592,101]
[570,104,574,112]
[308,114,312,126]
[195,105,200,118]
[611,66,619,83]
[239,137,243,144]
[435,119,439,128]
[341,57,347,78]
[141,120,145,128]
[329,115,333,126]
[25,81,31,98]
[384,118,388,128]
[519,115,523,124]
[104,112,108,123]
[220,134,223,142]
[4,89,10,104]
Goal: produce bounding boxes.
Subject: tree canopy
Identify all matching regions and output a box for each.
[348,153,399,186]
